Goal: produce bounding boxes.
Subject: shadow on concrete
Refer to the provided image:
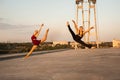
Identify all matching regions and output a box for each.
[0,49,70,61]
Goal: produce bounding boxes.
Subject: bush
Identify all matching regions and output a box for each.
[0,42,72,54]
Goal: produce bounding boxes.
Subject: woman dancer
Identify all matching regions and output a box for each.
[24,24,49,59]
[66,20,94,48]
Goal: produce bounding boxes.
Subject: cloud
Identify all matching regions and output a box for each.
[0,18,15,30]
[0,17,7,22]
[0,22,33,30]
[0,17,34,30]
[0,18,3,21]
[0,22,14,30]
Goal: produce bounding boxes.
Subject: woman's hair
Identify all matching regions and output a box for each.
[34,30,38,35]
[79,26,83,29]
[79,26,84,31]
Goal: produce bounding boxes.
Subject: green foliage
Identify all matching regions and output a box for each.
[0,42,71,54]
[0,43,32,54]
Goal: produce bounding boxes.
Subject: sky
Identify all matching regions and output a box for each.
[0,0,120,42]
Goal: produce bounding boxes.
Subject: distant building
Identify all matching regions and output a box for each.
[52,41,68,47]
[52,41,98,49]
[113,40,120,48]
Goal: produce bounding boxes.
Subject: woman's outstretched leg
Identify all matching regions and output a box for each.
[66,22,76,40]
[41,29,49,43]
[24,45,37,59]
[68,25,76,38]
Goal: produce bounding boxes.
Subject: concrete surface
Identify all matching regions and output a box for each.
[0,48,120,80]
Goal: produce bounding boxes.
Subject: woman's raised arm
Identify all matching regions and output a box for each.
[72,20,79,33]
[35,24,44,37]
[83,26,94,35]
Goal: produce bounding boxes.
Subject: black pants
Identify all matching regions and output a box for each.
[68,25,91,48]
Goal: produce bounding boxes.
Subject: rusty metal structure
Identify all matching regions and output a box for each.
[75,0,99,48]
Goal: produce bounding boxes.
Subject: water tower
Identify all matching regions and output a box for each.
[75,0,99,48]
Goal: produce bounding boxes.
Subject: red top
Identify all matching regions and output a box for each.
[31,35,41,45]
